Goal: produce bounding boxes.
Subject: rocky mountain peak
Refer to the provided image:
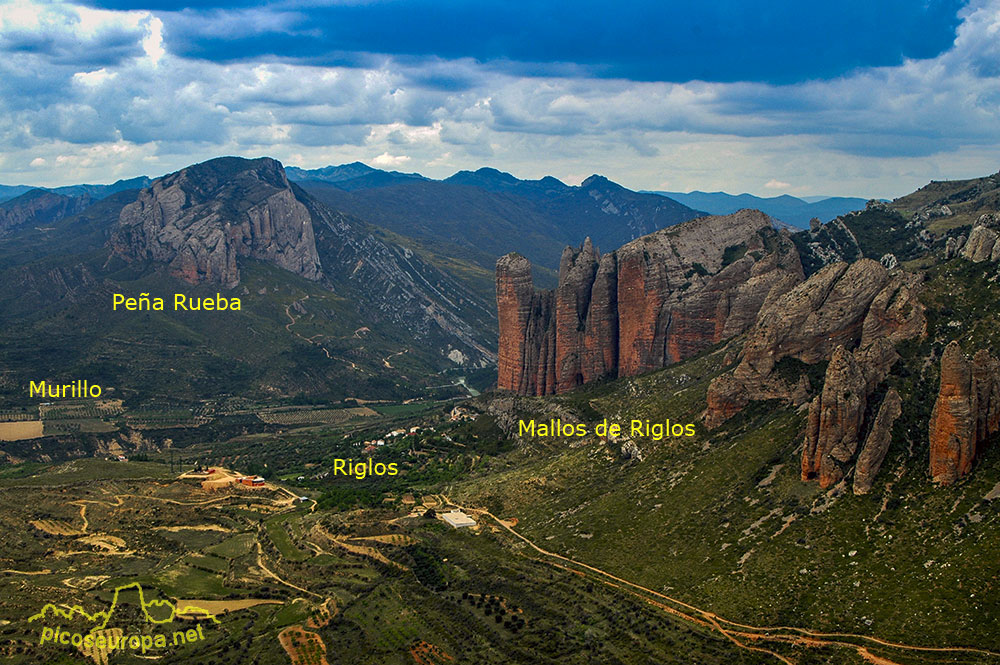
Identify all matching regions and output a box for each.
[111,156,321,288]
[581,174,614,189]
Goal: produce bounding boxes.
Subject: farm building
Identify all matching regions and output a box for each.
[238,476,266,487]
[441,510,476,529]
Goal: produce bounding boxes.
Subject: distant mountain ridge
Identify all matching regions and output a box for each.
[0,177,152,204]
[291,165,704,272]
[650,190,870,228]
[285,162,425,186]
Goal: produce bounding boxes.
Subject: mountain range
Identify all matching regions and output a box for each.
[497,167,1000,490]
[3,157,1000,665]
[289,165,704,275]
[650,190,870,228]
[0,176,152,203]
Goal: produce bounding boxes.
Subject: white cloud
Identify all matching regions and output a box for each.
[372,152,411,167]
[73,68,116,87]
[0,0,999,197]
[141,16,165,66]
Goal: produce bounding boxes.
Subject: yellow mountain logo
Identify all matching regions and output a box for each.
[29,581,220,630]
[30,582,220,656]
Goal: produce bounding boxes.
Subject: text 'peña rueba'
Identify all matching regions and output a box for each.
[112,293,242,311]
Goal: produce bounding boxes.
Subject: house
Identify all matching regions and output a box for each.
[441,510,476,529]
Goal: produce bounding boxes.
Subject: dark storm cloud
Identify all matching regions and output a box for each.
[72,0,966,84]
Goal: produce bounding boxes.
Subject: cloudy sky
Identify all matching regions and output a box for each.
[1,0,999,197]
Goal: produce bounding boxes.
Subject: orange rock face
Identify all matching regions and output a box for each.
[496,253,535,393]
[496,211,804,395]
[802,346,868,488]
[929,343,1000,485]
[555,239,600,392]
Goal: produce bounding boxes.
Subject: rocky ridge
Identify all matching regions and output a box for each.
[704,259,926,430]
[496,210,804,395]
[0,189,93,237]
[104,156,496,366]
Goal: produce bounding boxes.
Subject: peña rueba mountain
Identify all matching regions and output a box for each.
[111,157,322,288]
[0,156,498,403]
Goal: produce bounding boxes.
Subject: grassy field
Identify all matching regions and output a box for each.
[265,514,312,562]
[448,332,1000,659]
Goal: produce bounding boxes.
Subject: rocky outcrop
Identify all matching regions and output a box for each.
[497,254,537,392]
[555,238,600,392]
[801,341,899,489]
[496,210,805,394]
[112,157,321,287]
[929,343,1000,485]
[704,259,925,429]
[960,213,1000,263]
[802,347,868,487]
[853,389,903,495]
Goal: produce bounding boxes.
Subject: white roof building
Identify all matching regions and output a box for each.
[441,510,477,529]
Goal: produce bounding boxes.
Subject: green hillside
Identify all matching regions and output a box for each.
[441,254,1000,662]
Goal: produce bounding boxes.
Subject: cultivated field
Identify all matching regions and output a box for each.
[0,421,43,441]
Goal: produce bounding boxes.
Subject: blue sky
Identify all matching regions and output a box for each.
[1,0,998,197]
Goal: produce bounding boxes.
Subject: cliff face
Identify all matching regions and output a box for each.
[496,209,804,394]
[853,388,903,495]
[800,339,899,489]
[0,189,92,237]
[112,157,321,287]
[929,343,1000,485]
[960,213,1000,263]
[702,257,926,492]
[705,259,926,429]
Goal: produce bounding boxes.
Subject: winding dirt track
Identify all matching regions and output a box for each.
[285,296,334,361]
[441,495,1000,665]
[255,540,323,599]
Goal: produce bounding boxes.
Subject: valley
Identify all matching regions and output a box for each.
[1,159,999,665]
